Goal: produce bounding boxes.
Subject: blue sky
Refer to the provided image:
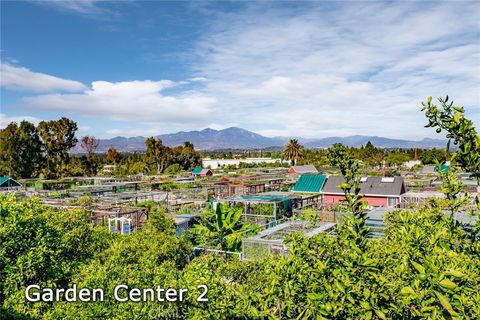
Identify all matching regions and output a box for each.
[1,0,479,140]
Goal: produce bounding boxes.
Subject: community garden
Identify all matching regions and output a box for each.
[0,97,479,319]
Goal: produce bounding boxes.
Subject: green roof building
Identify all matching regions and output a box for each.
[192,168,213,176]
[192,167,203,174]
[292,174,327,193]
[0,177,21,189]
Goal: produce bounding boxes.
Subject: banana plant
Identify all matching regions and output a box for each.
[191,203,257,252]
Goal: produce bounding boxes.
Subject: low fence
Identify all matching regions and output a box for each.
[192,247,243,260]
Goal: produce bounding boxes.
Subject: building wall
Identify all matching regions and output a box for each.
[202,158,285,169]
[323,194,400,208]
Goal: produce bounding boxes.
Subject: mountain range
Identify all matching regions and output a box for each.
[76,127,447,152]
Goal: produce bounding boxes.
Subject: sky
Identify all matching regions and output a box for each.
[1,0,479,140]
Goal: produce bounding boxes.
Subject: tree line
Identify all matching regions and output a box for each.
[283,139,448,168]
[0,118,202,179]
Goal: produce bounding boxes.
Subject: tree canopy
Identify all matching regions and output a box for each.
[283,139,304,166]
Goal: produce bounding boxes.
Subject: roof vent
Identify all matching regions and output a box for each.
[381,177,395,183]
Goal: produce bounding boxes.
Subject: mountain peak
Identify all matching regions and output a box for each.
[74,127,447,152]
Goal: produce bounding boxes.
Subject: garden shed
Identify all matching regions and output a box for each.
[192,168,213,177]
[288,165,318,174]
[0,177,21,190]
[322,176,406,208]
[217,194,298,226]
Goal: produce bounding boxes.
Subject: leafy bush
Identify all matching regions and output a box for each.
[0,195,114,318]
[1,188,479,319]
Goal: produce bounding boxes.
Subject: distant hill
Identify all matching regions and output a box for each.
[74,127,446,152]
[159,127,285,150]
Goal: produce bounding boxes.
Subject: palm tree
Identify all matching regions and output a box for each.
[283,139,304,166]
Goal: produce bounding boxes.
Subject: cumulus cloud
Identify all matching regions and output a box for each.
[21,79,217,126]
[1,63,86,93]
[4,2,479,140]
[0,113,41,128]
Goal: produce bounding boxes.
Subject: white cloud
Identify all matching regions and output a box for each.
[4,2,479,140]
[77,126,91,134]
[105,128,162,138]
[188,77,208,82]
[1,63,87,93]
[34,0,109,15]
[0,113,41,128]
[192,1,480,139]
[21,80,217,127]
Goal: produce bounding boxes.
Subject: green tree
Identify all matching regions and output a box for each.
[0,123,17,177]
[165,163,182,175]
[422,95,480,233]
[422,95,480,182]
[385,151,411,167]
[419,148,447,165]
[328,143,369,249]
[0,121,44,179]
[80,135,99,176]
[0,195,112,317]
[106,146,121,165]
[359,141,384,167]
[129,161,148,174]
[283,139,304,166]
[145,137,166,174]
[37,117,78,178]
[436,166,469,219]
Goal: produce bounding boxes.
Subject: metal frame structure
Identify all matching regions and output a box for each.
[242,220,336,260]
[89,205,148,232]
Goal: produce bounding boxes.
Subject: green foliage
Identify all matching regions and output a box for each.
[283,139,304,166]
[165,163,182,175]
[422,95,479,225]
[129,161,148,174]
[137,201,176,235]
[107,146,121,165]
[2,99,479,319]
[358,141,384,167]
[38,117,78,179]
[420,148,447,165]
[435,165,470,218]
[385,151,411,167]
[0,121,44,179]
[422,96,480,182]
[297,148,330,166]
[47,229,192,319]
[80,135,100,176]
[294,207,318,227]
[145,137,166,174]
[0,195,113,318]
[1,191,480,319]
[328,143,369,249]
[74,195,95,206]
[191,203,258,252]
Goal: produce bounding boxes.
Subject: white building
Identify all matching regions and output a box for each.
[403,160,421,169]
[202,158,286,169]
